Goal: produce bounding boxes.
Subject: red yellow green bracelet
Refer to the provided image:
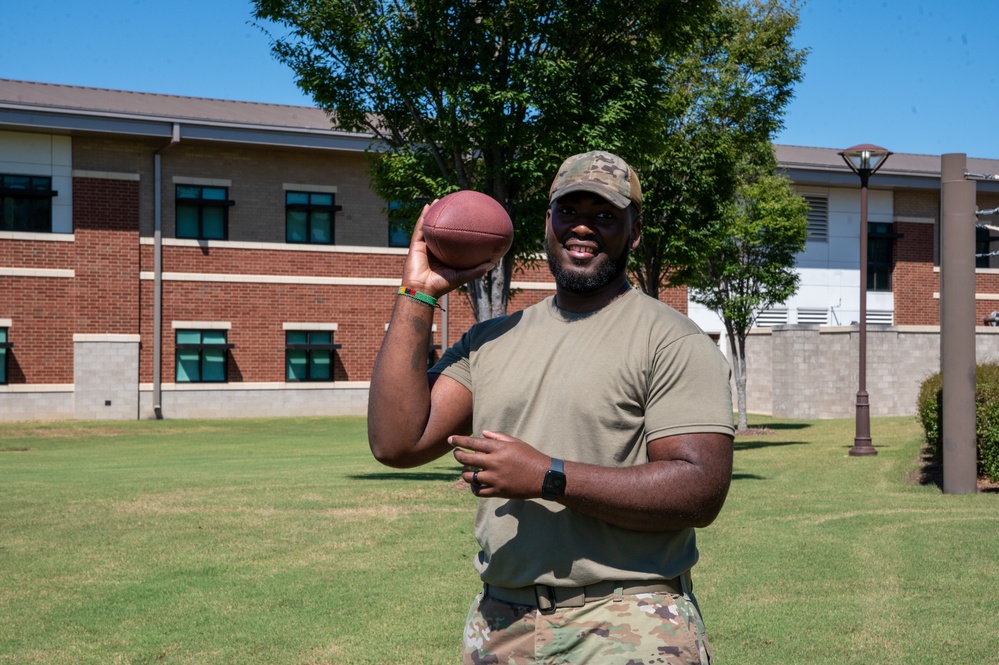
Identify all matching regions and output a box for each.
[398,286,445,311]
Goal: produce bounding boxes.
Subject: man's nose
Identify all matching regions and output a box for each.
[568,219,596,236]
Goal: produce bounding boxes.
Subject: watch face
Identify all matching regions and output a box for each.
[543,471,566,497]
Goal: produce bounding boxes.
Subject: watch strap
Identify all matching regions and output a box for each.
[549,457,564,476]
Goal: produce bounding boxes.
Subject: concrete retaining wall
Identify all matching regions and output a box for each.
[741,325,999,418]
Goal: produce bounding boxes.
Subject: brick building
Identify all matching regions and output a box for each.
[686,145,999,418]
[2,79,998,421]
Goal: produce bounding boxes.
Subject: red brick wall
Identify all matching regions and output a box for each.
[0,176,140,385]
[0,237,75,268]
[893,221,938,326]
[73,177,140,334]
[147,244,405,278]
[134,242,689,384]
[893,190,999,327]
[0,274,75,383]
[977,192,999,324]
[975,274,999,324]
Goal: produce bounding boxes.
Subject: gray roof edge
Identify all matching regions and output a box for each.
[3,80,998,169]
[0,102,378,152]
[0,79,378,150]
[0,101,371,139]
[775,143,999,180]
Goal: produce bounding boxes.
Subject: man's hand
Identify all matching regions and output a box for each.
[450,431,551,500]
[449,430,733,532]
[404,203,495,297]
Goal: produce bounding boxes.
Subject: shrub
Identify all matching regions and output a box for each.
[916,361,999,482]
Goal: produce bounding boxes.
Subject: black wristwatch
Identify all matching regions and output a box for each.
[541,458,566,500]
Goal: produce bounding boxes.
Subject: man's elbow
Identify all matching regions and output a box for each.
[367,435,435,469]
[691,483,731,528]
[368,438,410,468]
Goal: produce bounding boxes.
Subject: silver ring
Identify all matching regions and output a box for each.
[472,470,479,485]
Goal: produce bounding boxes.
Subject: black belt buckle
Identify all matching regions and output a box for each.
[534,584,557,615]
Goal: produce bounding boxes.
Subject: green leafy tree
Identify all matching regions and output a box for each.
[252,0,715,320]
[687,171,808,430]
[631,0,807,300]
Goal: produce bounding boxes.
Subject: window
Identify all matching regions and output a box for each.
[868,222,899,292]
[175,330,232,382]
[0,328,10,384]
[286,191,342,244]
[285,331,340,381]
[176,185,233,240]
[1,174,57,232]
[803,195,828,242]
[388,219,412,248]
[387,201,413,247]
[977,225,997,269]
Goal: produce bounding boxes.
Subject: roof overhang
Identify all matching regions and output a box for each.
[777,144,999,193]
[0,102,377,153]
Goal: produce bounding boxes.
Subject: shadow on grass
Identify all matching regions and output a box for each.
[911,444,999,494]
[732,472,766,481]
[763,422,812,431]
[734,439,809,452]
[349,472,462,482]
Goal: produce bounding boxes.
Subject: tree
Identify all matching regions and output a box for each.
[686,171,809,430]
[252,0,715,320]
[630,0,807,300]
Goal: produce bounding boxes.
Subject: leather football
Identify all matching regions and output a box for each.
[421,191,513,269]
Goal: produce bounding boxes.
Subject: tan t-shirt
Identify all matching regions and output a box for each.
[431,288,733,588]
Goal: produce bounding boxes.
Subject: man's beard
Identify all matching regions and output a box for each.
[545,235,631,294]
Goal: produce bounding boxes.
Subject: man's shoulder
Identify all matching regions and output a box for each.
[622,290,705,335]
[462,299,548,346]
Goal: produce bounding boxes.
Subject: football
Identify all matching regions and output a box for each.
[421,191,513,269]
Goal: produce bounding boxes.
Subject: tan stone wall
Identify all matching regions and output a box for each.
[742,325,999,418]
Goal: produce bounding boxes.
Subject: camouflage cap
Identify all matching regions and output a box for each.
[549,150,642,213]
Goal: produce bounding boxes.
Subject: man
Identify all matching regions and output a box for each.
[368,151,734,664]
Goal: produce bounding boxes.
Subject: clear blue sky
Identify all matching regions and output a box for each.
[2,1,997,159]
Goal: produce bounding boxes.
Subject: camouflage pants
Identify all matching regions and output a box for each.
[461,588,713,665]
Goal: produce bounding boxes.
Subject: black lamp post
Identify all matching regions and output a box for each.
[838,144,892,456]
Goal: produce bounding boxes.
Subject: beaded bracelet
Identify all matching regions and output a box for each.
[398,286,445,311]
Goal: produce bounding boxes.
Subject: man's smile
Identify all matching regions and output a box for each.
[564,238,600,260]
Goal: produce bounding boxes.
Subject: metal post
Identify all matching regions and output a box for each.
[850,174,876,456]
[940,153,977,494]
[153,152,163,419]
[153,124,180,420]
[441,293,449,351]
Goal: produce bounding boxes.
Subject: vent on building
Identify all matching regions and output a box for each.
[755,308,789,327]
[803,195,829,241]
[797,308,829,325]
[867,310,894,325]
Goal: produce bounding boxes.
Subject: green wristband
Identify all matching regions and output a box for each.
[398,286,444,311]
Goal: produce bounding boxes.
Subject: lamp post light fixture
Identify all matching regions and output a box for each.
[839,144,892,456]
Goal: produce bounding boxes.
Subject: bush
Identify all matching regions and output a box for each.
[916,362,999,482]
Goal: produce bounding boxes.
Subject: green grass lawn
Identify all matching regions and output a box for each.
[1,415,996,664]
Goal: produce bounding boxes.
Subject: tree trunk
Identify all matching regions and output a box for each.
[726,325,749,431]
[465,176,512,322]
[467,254,512,321]
[631,240,663,301]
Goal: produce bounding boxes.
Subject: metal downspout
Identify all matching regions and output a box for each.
[153,123,180,419]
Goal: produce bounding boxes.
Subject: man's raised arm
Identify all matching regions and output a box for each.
[366,205,493,468]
